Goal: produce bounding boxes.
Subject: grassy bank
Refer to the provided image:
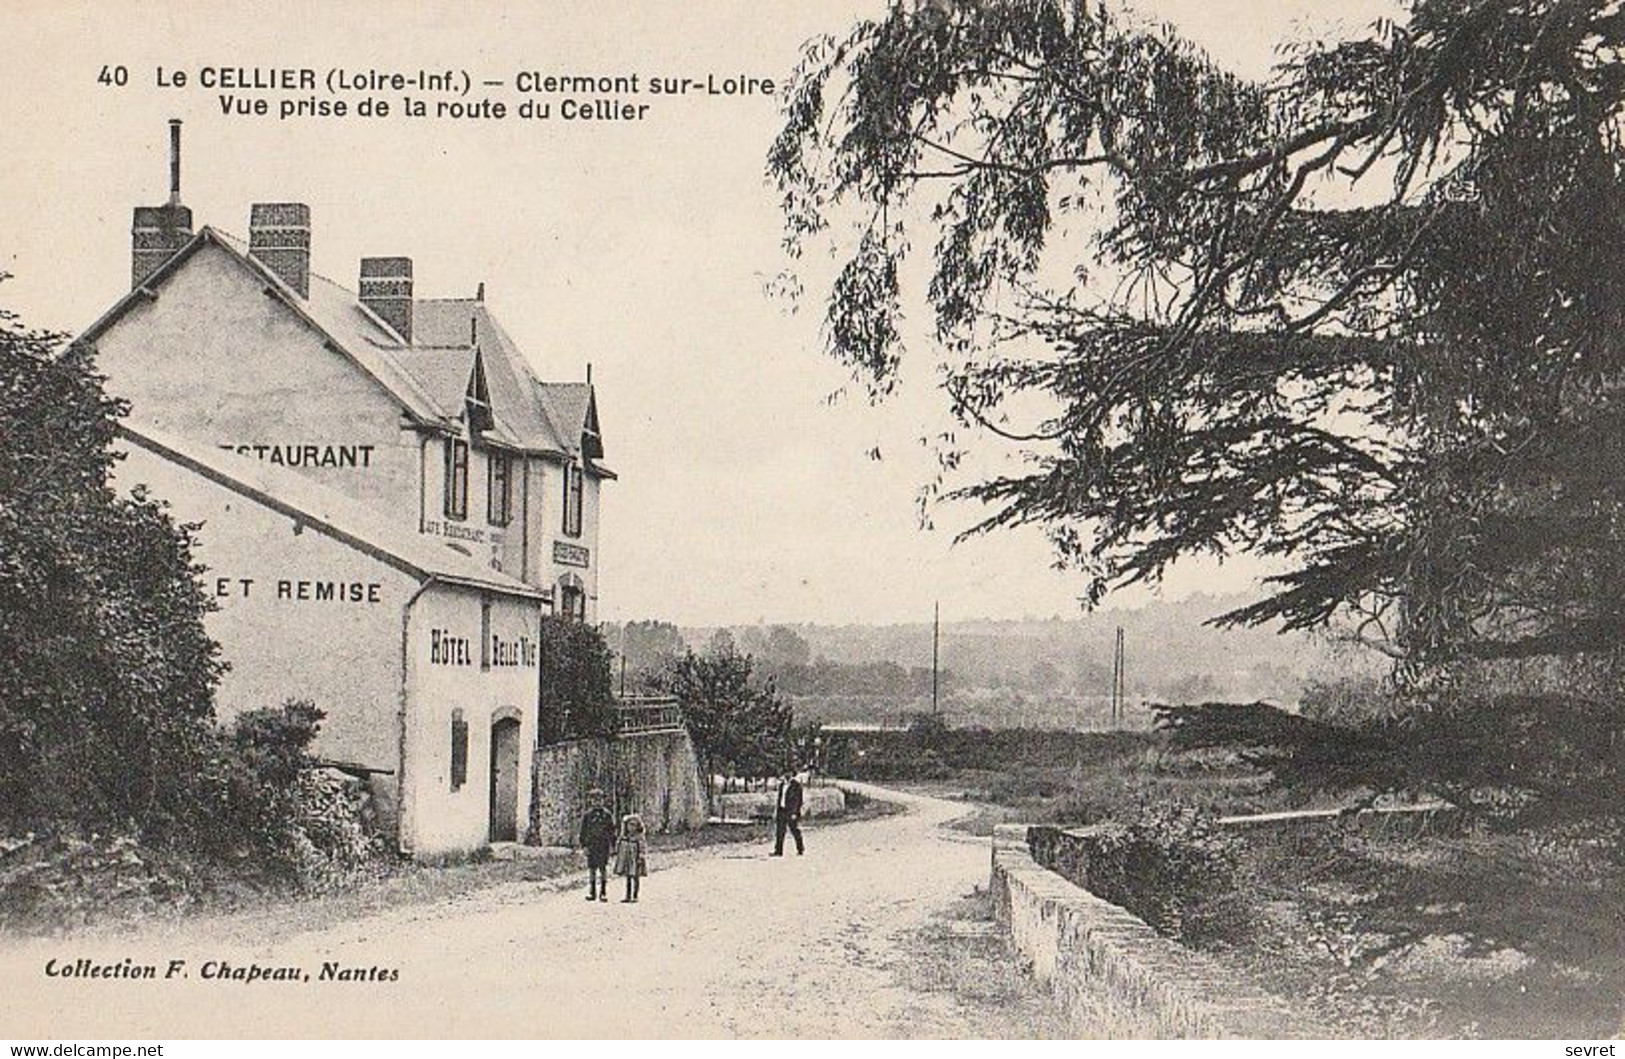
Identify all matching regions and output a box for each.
[843,725,1623,1038]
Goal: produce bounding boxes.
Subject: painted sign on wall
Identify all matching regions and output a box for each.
[212,576,384,603]
[424,520,486,543]
[491,634,538,668]
[426,629,538,668]
[553,541,589,568]
[429,628,473,666]
[218,443,377,468]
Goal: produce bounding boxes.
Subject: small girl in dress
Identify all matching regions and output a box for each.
[613,811,647,903]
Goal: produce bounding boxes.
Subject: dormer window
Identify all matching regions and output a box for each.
[464,348,494,435]
[582,390,604,460]
[443,438,469,521]
[562,461,584,538]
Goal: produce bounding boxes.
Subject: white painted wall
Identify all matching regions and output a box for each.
[524,457,603,621]
[92,243,607,612]
[401,585,541,858]
[417,430,517,576]
[114,440,414,772]
[94,243,422,523]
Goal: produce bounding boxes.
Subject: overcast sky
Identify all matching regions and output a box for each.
[0,0,1398,627]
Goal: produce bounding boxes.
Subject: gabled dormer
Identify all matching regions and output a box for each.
[581,388,604,461]
[535,382,614,479]
[464,343,494,436]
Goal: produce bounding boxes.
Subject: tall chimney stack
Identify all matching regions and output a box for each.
[167,118,182,206]
[248,202,311,298]
[359,257,413,343]
[130,119,193,289]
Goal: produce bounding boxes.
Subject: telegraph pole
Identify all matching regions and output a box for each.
[931,601,940,715]
[618,623,628,698]
[1110,625,1126,727]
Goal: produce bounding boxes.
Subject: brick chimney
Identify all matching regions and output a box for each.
[359,257,413,342]
[130,120,193,289]
[248,202,311,298]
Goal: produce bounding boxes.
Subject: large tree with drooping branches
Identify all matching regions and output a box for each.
[770,0,1625,684]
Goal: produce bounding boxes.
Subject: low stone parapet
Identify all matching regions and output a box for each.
[990,824,1319,1039]
[715,785,846,822]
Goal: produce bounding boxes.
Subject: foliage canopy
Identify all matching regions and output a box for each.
[771,0,1625,677]
[538,615,617,741]
[0,292,225,836]
[652,642,795,788]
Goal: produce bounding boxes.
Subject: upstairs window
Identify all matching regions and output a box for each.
[558,576,586,622]
[488,451,512,526]
[562,461,584,538]
[443,438,469,521]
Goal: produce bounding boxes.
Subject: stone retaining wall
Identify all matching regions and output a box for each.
[990,824,1320,1039]
[531,729,708,846]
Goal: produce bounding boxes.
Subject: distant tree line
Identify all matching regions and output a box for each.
[602,617,1309,707]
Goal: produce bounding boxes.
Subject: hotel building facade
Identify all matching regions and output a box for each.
[83,123,628,856]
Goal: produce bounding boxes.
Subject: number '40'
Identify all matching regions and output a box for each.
[98,65,129,87]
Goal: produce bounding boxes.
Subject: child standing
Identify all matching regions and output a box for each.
[578,788,615,902]
[613,811,647,903]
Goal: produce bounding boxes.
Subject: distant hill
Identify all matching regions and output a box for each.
[654,594,1380,731]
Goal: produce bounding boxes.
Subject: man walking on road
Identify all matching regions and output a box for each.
[579,788,616,901]
[771,769,804,857]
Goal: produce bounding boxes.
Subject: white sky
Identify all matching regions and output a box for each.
[0,0,1398,626]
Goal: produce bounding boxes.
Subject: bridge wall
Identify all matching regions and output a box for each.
[990,824,1319,1039]
[715,786,846,822]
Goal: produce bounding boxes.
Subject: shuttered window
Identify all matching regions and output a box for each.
[562,461,583,537]
[488,451,512,526]
[450,710,469,790]
[444,438,469,521]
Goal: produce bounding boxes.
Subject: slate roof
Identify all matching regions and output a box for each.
[83,226,609,471]
[413,300,564,454]
[117,422,545,601]
[534,382,611,472]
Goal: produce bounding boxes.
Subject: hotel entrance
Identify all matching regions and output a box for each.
[489,714,522,842]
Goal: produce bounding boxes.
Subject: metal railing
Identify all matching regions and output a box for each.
[614,694,685,736]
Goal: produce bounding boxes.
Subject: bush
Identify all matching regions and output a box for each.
[1032,804,1252,947]
[537,616,616,741]
[0,831,202,931]
[1158,695,1624,827]
[213,700,383,889]
[848,743,953,782]
[0,299,383,915]
[0,310,225,842]
[1299,675,1401,726]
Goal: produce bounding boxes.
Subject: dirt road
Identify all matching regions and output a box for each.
[1,785,1062,1039]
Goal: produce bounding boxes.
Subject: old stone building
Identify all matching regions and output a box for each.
[88,124,610,619]
[114,425,543,857]
[72,123,705,859]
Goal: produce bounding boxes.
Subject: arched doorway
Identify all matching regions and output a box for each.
[489,714,522,842]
